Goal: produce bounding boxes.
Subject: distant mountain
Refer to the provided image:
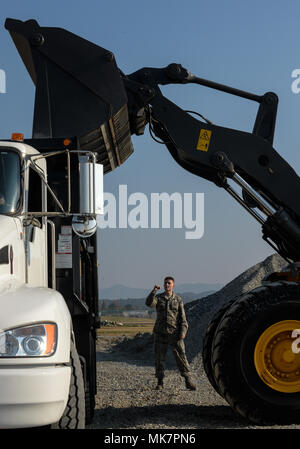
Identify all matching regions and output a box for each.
[99,290,217,313]
[100,284,148,300]
[179,291,216,301]
[99,283,223,300]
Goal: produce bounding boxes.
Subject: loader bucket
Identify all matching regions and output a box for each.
[5,18,134,173]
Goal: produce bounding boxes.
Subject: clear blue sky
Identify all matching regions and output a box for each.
[0,0,299,290]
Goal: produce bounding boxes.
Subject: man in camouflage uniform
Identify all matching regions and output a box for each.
[146,276,196,391]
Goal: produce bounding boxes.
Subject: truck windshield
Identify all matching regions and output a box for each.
[0,151,21,214]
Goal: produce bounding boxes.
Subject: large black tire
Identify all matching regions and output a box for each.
[51,339,85,429]
[211,281,300,424]
[202,299,236,397]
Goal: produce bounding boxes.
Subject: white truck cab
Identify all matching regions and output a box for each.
[0,141,87,428]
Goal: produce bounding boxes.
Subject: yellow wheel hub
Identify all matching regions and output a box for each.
[254,320,300,393]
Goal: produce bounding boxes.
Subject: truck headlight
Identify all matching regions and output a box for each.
[0,323,57,357]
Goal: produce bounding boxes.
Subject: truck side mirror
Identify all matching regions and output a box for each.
[72,215,97,238]
[78,160,103,215]
[71,160,103,238]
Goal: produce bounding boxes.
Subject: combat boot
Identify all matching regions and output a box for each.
[155,378,164,390]
[184,374,196,391]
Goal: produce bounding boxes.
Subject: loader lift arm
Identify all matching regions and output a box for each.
[125,64,300,264]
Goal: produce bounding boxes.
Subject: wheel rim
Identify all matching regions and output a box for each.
[254,320,300,393]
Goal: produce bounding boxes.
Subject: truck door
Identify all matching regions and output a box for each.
[25,164,47,287]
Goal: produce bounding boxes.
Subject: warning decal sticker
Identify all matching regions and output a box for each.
[196,129,212,152]
[56,225,72,269]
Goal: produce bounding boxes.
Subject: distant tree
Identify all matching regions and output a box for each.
[108,300,121,311]
[100,300,107,310]
[124,304,134,311]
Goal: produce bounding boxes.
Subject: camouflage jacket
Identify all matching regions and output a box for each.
[146,290,188,336]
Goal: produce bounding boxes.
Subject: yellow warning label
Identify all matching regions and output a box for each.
[197,129,212,152]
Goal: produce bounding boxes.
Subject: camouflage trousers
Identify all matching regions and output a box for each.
[154,332,191,379]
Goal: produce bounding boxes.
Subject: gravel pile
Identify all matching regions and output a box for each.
[110,332,154,361]
[185,253,287,367]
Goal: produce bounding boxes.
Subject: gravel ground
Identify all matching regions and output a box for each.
[88,254,300,430]
[87,334,300,430]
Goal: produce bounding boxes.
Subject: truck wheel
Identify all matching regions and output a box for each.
[202,299,236,396]
[52,339,85,429]
[211,281,300,424]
